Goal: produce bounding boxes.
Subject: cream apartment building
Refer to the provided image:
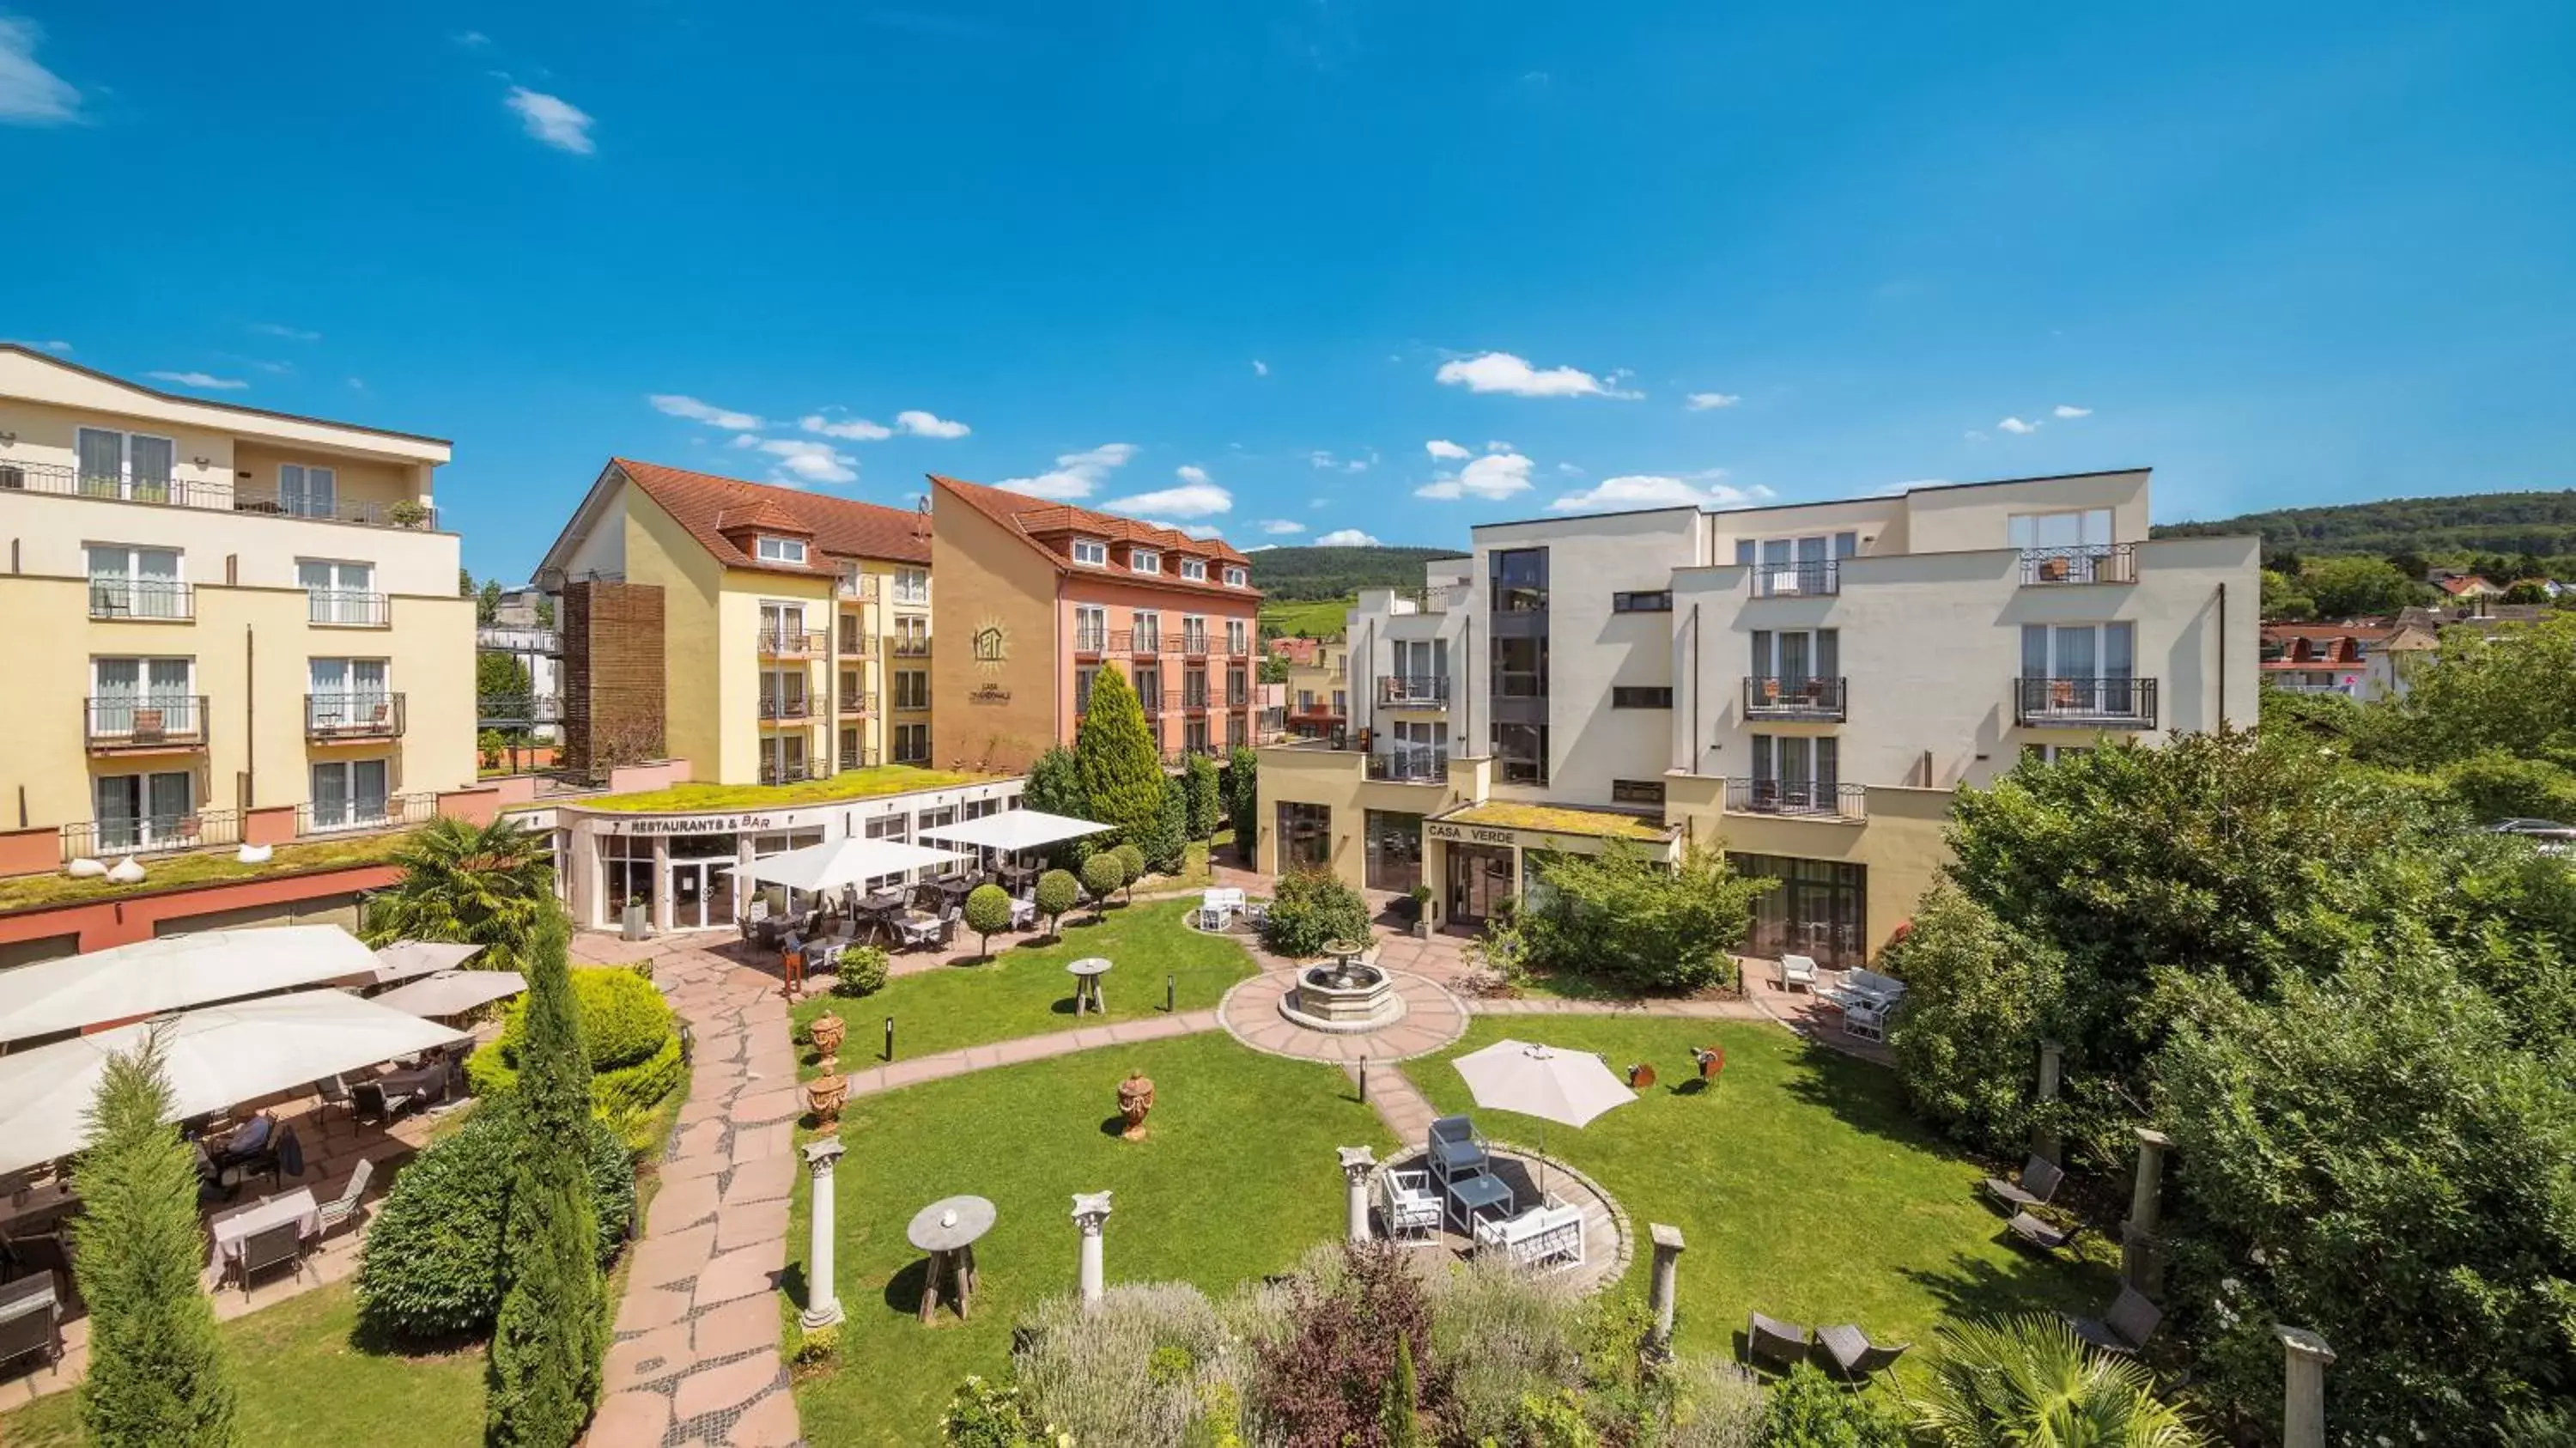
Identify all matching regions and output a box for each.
[1257,469,2260,966]
[0,346,472,858]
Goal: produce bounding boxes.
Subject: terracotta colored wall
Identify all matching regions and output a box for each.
[0,862,404,954]
[0,828,55,878]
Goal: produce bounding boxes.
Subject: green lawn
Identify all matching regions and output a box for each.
[790,898,1256,1064]
[783,1033,1389,1445]
[1411,1018,2116,1367]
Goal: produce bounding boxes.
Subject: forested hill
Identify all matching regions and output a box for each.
[1244,545,1465,600]
[2154,489,2576,561]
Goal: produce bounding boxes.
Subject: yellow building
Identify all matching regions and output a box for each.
[533,459,933,784]
[1273,635,1350,738]
[0,345,471,859]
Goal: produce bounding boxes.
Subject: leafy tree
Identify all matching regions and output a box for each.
[485,912,606,1447]
[1258,654,1291,684]
[1907,1317,2202,1447]
[459,566,476,599]
[1109,842,1146,903]
[1034,868,1079,936]
[1885,883,2069,1152]
[1134,776,1188,873]
[2506,579,2554,605]
[1020,745,1097,867]
[1078,852,1125,919]
[2436,747,2576,823]
[1182,752,1223,840]
[2300,555,2419,618]
[2386,549,2431,581]
[73,1036,240,1448]
[1765,1362,1906,1448]
[1508,843,1771,995]
[1259,868,1372,958]
[963,883,1014,960]
[363,816,557,975]
[1226,746,1261,861]
[2356,612,2576,770]
[478,649,535,703]
[533,594,556,628]
[477,578,504,625]
[1072,670,1165,851]
[1383,1334,1422,1447]
[2257,568,2315,621]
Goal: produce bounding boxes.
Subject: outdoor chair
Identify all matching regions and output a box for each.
[317,1158,376,1237]
[1007,896,1039,931]
[1745,1311,1814,1374]
[0,1233,69,1292]
[1983,1155,2065,1212]
[1426,1116,1489,1191]
[353,1080,410,1123]
[1819,1326,1912,1379]
[0,1273,61,1373]
[1199,888,1245,929]
[314,1074,354,1120]
[1376,1168,1443,1244]
[1843,1002,1888,1042]
[1474,1202,1585,1270]
[1776,954,1818,992]
[236,1219,306,1295]
[2004,1210,2080,1256]
[2063,1287,2162,1357]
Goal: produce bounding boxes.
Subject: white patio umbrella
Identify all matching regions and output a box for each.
[0,991,469,1177]
[1450,1038,1637,1193]
[372,970,528,1019]
[371,939,489,985]
[0,926,383,1047]
[737,837,968,894]
[916,808,1113,855]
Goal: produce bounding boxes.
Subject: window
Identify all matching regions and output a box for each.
[1185,669,1211,708]
[1131,549,1161,575]
[1749,628,1839,681]
[1182,615,1209,651]
[1279,801,1332,869]
[1494,721,1548,785]
[1747,733,1841,812]
[1134,665,1163,716]
[1494,636,1547,697]
[1612,591,1672,613]
[1075,605,1107,650]
[1611,685,1673,709]
[1226,618,1249,654]
[278,463,337,518]
[756,536,808,564]
[310,659,390,730]
[1072,538,1109,566]
[87,545,185,619]
[1180,557,1207,581]
[1185,717,1211,753]
[94,770,196,851]
[1227,666,1248,707]
[75,427,177,502]
[1735,532,1858,594]
[310,758,392,830]
[760,733,811,782]
[894,568,929,604]
[91,657,196,736]
[1132,610,1160,650]
[835,561,865,596]
[896,670,929,710]
[2009,508,2114,551]
[894,614,929,654]
[1076,665,1100,715]
[1732,852,1868,968]
[1226,714,1246,749]
[893,722,930,764]
[2020,622,2135,680]
[1611,779,1667,806]
[1224,566,1248,587]
[1492,548,1549,612]
[300,559,379,625]
[759,669,808,718]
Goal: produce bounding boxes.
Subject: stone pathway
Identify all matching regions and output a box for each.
[574,934,804,1448]
[1346,1059,1438,1143]
[1221,968,1469,1063]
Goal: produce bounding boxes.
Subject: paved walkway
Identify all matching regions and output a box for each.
[574,934,804,1448]
[1221,968,1469,1063]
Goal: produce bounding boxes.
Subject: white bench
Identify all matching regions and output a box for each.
[1473,1202,1585,1270]
[1375,1168,1442,1244]
[1199,888,1245,929]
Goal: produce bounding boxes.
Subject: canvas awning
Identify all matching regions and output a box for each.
[0,991,469,1177]
[0,927,384,1047]
[371,940,490,985]
[372,970,528,1019]
[917,808,1112,854]
[736,837,969,893]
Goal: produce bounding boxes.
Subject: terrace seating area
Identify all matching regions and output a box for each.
[1371,1117,1621,1291]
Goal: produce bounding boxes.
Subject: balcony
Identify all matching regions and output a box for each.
[84,696,210,753]
[1724,778,1867,821]
[758,759,830,786]
[756,630,828,659]
[2015,677,2159,729]
[1366,748,1449,783]
[298,791,437,837]
[890,636,932,658]
[1749,560,1839,598]
[1742,676,1846,721]
[837,631,875,658]
[478,693,562,726]
[758,694,816,722]
[838,745,882,771]
[308,590,389,627]
[1377,675,1450,707]
[2020,544,2137,587]
[1225,636,1253,659]
[836,572,882,602]
[306,691,406,741]
[62,808,243,862]
[0,459,439,530]
[1074,628,1108,655]
[88,579,195,622]
[838,691,878,716]
[1181,635,1212,660]
[1182,692,1212,714]
[891,692,930,714]
[1394,583,1471,614]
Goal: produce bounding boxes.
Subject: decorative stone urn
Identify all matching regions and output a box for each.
[809,1012,847,1060]
[806,1069,849,1129]
[1116,1071,1156,1141]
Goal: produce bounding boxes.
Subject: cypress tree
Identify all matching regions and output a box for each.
[74,1036,240,1448]
[1226,745,1261,861]
[1182,752,1222,840]
[1021,745,1097,867]
[1072,669,1166,849]
[486,911,606,1447]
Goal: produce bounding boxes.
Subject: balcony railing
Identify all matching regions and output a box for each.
[758,759,829,786]
[0,459,439,530]
[1139,691,1173,718]
[1181,635,1211,659]
[1182,692,1211,712]
[1724,778,1867,820]
[838,745,882,771]
[1749,560,1839,598]
[837,631,875,658]
[308,590,389,627]
[1074,628,1108,654]
[62,807,243,862]
[2020,544,2137,587]
[1394,583,1472,614]
[890,636,932,657]
[84,696,210,751]
[88,579,195,621]
[1225,636,1253,658]
[1742,676,1846,721]
[1366,749,1449,782]
[478,693,563,724]
[299,790,436,836]
[2015,677,2159,728]
[836,572,882,602]
[1377,675,1450,707]
[756,630,828,658]
[757,694,814,721]
[306,691,406,740]
[838,691,878,715]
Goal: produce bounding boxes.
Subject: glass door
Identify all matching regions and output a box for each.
[1446,845,1514,929]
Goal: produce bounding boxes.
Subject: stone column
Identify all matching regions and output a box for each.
[2032,1040,2063,1166]
[1072,1190,1113,1311]
[2276,1325,2335,1448]
[799,1139,847,1329]
[1338,1146,1376,1243]
[2121,1127,2173,1295]
[1647,1224,1686,1354]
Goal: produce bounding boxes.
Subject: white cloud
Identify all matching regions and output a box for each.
[1258,520,1307,535]
[250,322,321,342]
[1315,529,1381,547]
[455,30,490,46]
[1425,440,1471,461]
[505,87,595,155]
[733,436,857,485]
[2052,404,2093,419]
[1686,392,1741,411]
[1175,465,1212,486]
[0,16,79,125]
[1106,478,1232,518]
[1434,350,1633,399]
[1964,429,1988,442]
[1417,451,1535,502]
[1304,449,1369,474]
[346,377,367,392]
[998,442,1139,501]
[1556,462,1584,476]
[896,409,970,439]
[799,412,891,441]
[1144,520,1226,540]
[1485,440,1513,453]
[147,370,247,391]
[1546,472,1774,514]
[1996,417,2041,435]
[653,394,765,430]
[1251,360,1268,377]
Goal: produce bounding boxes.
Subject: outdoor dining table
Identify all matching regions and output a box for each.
[208,1187,320,1273]
[375,1060,449,1104]
[1066,957,1112,1015]
[907,1194,994,1323]
[1445,1173,1514,1237]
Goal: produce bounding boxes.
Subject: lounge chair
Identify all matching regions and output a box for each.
[1776,953,1818,992]
[2005,1210,2081,1256]
[1426,1116,1489,1190]
[236,1219,306,1295]
[1983,1155,2065,1212]
[317,1158,376,1237]
[1746,1311,1814,1373]
[0,1274,61,1373]
[2062,1287,2162,1357]
[1819,1325,1911,1379]
[353,1080,410,1123]
[1843,1001,1888,1042]
[1376,1168,1442,1244]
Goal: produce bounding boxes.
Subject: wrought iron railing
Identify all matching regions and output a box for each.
[1748,560,1839,598]
[62,808,243,861]
[478,693,562,723]
[757,758,830,785]
[1366,749,1449,782]
[756,630,828,657]
[306,691,406,739]
[1741,676,1846,721]
[891,636,932,657]
[838,691,878,715]
[757,694,814,721]
[0,459,439,529]
[1377,675,1450,706]
[298,790,436,836]
[1724,779,1867,819]
[2014,677,2159,728]
[2019,544,2137,586]
[308,589,389,626]
[84,695,210,750]
[88,579,195,621]
[1073,627,1108,654]
[838,745,881,771]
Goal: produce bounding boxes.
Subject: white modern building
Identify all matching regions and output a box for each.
[1256,469,2261,966]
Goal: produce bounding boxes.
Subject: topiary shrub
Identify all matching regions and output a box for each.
[964,884,1015,959]
[832,943,890,997]
[1112,843,1146,901]
[468,967,677,1098]
[1259,868,1373,958]
[1080,852,1126,917]
[355,1105,636,1342]
[1036,869,1080,936]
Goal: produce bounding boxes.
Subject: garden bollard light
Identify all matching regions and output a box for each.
[1166,973,1176,1013]
[884,1015,895,1062]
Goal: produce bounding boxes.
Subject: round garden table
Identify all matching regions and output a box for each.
[907,1195,995,1323]
[1066,956,1113,1016]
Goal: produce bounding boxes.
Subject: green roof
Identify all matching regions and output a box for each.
[1444,801,1672,842]
[0,835,404,915]
[570,765,993,814]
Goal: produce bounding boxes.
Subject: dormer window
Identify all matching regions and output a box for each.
[1180,557,1208,581]
[1132,549,1161,575]
[756,536,807,564]
[1224,566,1247,587]
[1072,538,1108,566]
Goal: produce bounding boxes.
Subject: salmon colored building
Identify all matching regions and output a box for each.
[929,475,1261,772]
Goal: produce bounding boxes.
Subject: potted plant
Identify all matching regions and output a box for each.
[619,893,648,941]
[1408,884,1434,938]
[386,498,434,529]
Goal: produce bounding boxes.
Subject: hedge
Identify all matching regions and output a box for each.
[468,967,677,1098]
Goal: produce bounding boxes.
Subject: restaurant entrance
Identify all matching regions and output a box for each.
[1444,844,1514,930]
[667,834,738,932]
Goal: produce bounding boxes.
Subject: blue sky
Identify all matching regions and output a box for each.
[3,2,2570,579]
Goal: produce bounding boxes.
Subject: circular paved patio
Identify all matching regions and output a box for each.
[1220,967,1468,1062]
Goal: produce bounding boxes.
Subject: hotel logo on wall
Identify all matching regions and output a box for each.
[968,617,1012,703]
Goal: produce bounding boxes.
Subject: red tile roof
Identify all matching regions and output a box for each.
[930,474,1262,600]
[612,458,928,573]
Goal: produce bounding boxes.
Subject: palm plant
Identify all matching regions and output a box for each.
[1909,1316,2204,1448]
[363,816,558,971]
